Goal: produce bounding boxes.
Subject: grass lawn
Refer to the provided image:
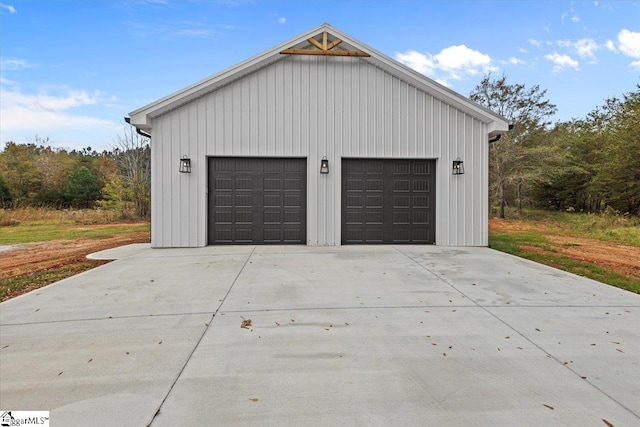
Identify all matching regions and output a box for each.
[0,222,150,245]
[489,209,640,294]
[0,208,150,301]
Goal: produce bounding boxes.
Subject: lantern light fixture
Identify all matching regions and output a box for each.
[179,155,192,173]
[452,157,464,175]
[320,156,329,174]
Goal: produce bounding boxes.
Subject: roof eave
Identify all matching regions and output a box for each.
[129,23,509,135]
[128,24,334,128]
[325,26,509,130]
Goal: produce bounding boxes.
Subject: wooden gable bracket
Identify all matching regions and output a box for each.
[280,31,370,57]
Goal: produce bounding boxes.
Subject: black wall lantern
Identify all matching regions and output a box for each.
[320,156,329,174]
[452,157,464,175]
[179,155,192,173]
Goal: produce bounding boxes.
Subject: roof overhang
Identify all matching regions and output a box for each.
[128,23,509,136]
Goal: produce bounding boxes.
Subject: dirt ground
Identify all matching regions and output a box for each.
[489,218,640,283]
[0,225,150,300]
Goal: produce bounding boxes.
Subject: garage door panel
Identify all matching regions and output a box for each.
[208,158,306,244]
[393,180,410,192]
[394,161,411,174]
[366,211,383,224]
[284,162,304,173]
[215,194,232,207]
[235,178,252,190]
[342,159,435,244]
[394,195,410,208]
[414,162,430,174]
[413,195,429,208]
[283,211,302,224]
[413,211,429,224]
[263,178,281,191]
[393,212,410,224]
[367,179,384,191]
[413,180,429,192]
[284,179,302,191]
[214,211,233,224]
[284,194,302,208]
[367,161,384,174]
[263,211,281,224]
[215,178,233,191]
[346,178,363,191]
[263,194,281,207]
[366,195,383,208]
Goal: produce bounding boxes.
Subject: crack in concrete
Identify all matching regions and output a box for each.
[145,246,257,427]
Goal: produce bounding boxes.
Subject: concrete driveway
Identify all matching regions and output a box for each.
[1,245,639,426]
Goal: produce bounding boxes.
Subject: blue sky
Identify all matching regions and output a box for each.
[1,0,639,151]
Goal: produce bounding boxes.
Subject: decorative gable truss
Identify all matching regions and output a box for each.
[280,30,370,57]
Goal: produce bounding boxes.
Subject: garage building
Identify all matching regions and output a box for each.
[128,23,509,247]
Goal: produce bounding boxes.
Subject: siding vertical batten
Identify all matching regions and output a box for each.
[147,54,497,247]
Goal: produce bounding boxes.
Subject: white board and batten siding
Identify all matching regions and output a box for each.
[149,54,490,247]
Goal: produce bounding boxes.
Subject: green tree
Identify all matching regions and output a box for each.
[595,86,640,215]
[0,174,12,207]
[65,166,102,208]
[0,142,43,204]
[98,175,134,218]
[470,75,558,218]
[529,121,592,211]
[534,85,640,215]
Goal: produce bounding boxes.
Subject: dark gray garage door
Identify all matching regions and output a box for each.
[342,159,435,244]
[208,158,306,244]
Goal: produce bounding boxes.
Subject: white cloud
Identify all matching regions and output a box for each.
[395,44,497,86]
[605,40,616,52]
[554,38,602,61]
[0,85,118,140]
[278,16,286,24]
[173,29,213,37]
[574,38,599,59]
[1,58,33,70]
[499,57,526,66]
[0,2,16,13]
[528,39,542,47]
[519,47,527,54]
[571,15,580,23]
[435,45,495,73]
[127,19,219,39]
[618,29,640,61]
[394,50,436,76]
[545,53,579,71]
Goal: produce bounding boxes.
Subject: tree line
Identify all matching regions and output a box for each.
[1,79,638,219]
[0,125,150,218]
[471,76,639,218]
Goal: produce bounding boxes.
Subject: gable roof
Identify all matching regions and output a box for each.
[129,23,509,136]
